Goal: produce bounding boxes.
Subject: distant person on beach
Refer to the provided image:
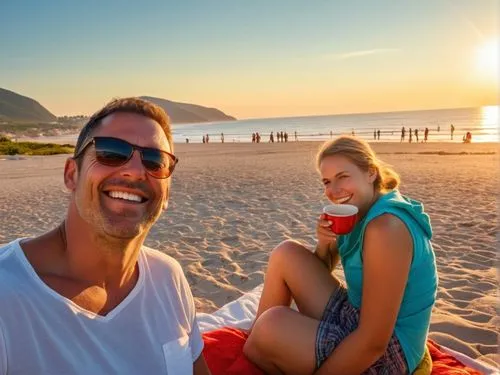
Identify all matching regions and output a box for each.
[270,131,274,143]
[450,124,455,140]
[206,134,210,143]
[330,130,333,139]
[351,129,355,136]
[401,126,406,142]
[202,135,206,143]
[256,132,261,143]
[252,133,256,143]
[0,98,211,374]
[245,136,437,374]
[186,138,189,144]
[284,132,288,142]
[414,128,419,143]
[280,131,284,143]
[374,129,377,140]
[463,132,472,143]
[377,129,381,140]
[424,128,429,142]
[437,125,440,132]
[409,128,413,143]
[294,131,298,141]
[221,132,224,143]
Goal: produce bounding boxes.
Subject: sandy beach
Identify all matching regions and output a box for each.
[0,141,498,368]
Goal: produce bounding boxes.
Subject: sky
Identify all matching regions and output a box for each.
[0,0,498,119]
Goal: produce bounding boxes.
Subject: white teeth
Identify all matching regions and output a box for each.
[108,191,142,203]
[333,195,351,204]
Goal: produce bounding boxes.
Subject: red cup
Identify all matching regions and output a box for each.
[323,204,359,235]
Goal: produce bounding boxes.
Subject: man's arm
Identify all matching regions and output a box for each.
[194,353,212,375]
[0,321,6,375]
[315,214,413,375]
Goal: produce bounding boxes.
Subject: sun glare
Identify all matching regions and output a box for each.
[476,39,499,79]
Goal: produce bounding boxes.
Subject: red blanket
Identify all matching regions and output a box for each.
[202,327,484,375]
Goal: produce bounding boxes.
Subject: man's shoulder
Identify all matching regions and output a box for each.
[0,240,25,297]
[0,240,19,264]
[141,246,184,275]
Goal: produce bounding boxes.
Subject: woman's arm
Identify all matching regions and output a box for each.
[315,214,413,375]
[314,241,339,272]
[314,214,339,272]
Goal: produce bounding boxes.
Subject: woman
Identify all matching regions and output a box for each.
[244,136,437,375]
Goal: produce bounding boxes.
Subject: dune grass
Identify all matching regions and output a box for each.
[0,136,74,156]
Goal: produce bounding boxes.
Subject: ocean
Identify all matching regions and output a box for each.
[17,106,499,145]
[173,106,499,143]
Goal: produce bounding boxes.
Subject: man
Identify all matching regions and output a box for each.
[0,98,211,374]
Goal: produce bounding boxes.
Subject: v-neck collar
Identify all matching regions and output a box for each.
[14,238,145,322]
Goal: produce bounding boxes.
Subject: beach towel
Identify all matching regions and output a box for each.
[201,327,486,375]
[198,284,498,375]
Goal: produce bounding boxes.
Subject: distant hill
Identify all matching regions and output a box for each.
[140,96,236,123]
[0,88,57,122]
[0,89,235,124]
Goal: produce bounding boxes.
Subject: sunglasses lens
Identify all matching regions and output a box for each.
[94,138,131,166]
[92,137,177,178]
[141,149,175,178]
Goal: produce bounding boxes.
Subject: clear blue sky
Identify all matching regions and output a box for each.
[1,0,498,118]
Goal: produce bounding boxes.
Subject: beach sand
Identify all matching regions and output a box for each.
[0,141,498,368]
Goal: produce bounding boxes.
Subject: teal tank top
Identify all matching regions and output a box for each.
[337,190,437,373]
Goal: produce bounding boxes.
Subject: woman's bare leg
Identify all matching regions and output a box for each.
[255,240,340,321]
[244,306,320,375]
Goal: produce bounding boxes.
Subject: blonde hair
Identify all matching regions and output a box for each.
[316,136,400,192]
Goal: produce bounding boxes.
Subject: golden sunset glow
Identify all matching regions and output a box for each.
[475,39,499,80]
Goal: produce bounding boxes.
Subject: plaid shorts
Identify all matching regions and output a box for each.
[315,285,409,374]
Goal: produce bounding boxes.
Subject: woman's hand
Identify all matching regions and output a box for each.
[316,214,337,249]
[315,214,338,271]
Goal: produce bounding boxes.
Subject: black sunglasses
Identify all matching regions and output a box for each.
[74,136,178,179]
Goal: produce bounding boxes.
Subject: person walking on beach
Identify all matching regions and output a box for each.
[221,132,224,143]
[0,98,211,374]
[450,124,455,140]
[415,128,419,143]
[294,131,298,141]
[252,133,256,143]
[206,133,210,143]
[269,131,274,143]
[202,135,206,143]
[377,129,381,140]
[424,127,429,142]
[374,129,377,140]
[284,132,288,142]
[330,130,333,139]
[409,128,413,143]
[401,126,406,142]
[244,136,437,375]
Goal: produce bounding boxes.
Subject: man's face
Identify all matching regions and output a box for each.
[65,112,172,239]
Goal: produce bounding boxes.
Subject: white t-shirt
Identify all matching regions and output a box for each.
[0,239,204,375]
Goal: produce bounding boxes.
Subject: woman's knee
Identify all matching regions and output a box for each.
[269,239,311,267]
[245,306,291,358]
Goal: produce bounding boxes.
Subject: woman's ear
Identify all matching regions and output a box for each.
[64,158,78,191]
[368,167,378,184]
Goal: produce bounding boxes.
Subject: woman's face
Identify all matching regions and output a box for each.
[319,154,377,216]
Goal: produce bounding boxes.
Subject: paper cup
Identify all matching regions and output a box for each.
[323,204,359,235]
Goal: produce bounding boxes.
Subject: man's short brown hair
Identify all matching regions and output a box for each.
[73,97,173,166]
